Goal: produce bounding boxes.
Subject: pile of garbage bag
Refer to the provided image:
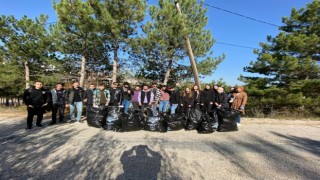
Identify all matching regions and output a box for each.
[86,106,239,133]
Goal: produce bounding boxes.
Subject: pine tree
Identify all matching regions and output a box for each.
[131,0,223,85]
[241,0,320,116]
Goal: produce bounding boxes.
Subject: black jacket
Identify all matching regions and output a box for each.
[65,87,84,105]
[109,88,122,104]
[169,90,180,104]
[83,89,95,105]
[200,89,215,103]
[215,92,229,108]
[122,86,133,100]
[180,92,194,106]
[193,90,201,103]
[23,87,50,107]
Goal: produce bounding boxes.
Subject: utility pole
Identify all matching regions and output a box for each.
[174,0,201,89]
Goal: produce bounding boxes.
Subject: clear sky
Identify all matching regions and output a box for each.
[0,0,313,85]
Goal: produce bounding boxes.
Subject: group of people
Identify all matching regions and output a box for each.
[22,81,247,130]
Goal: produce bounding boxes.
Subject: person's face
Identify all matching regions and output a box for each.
[230,88,235,92]
[214,86,218,90]
[98,85,105,91]
[56,84,63,90]
[186,88,190,93]
[237,87,242,92]
[193,86,199,90]
[143,86,148,91]
[135,86,140,91]
[205,85,210,89]
[218,88,223,94]
[169,88,174,92]
[112,84,117,88]
[162,87,166,90]
[35,82,43,89]
[73,82,79,88]
[124,84,129,88]
[152,85,157,89]
[89,85,95,90]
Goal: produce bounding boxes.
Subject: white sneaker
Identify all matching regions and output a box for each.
[237,123,241,126]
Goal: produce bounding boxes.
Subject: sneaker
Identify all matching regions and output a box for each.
[25,127,32,130]
[36,124,43,127]
[237,123,241,126]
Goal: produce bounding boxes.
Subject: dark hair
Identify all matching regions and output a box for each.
[56,82,64,86]
[113,82,118,85]
[98,83,105,87]
[123,82,129,85]
[73,81,79,84]
[34,80,43,84]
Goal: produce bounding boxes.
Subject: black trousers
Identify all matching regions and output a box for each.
[141,103,151,114]
[132,102,140,110]
[194,102,201,110]
[27,106,44,128]
[51,104,65,123]
[202,102,213,113]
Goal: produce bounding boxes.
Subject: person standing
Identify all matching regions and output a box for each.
[93,84,110,107]
[109,82,122,106]
[65,81,84,123]
[150,84,161,110]
[231,86,248,125]
[192,85,201,110]
[180,87,194,113]
[83,83,96,112]
[215,87,229,109]
[131,86,141,110]
[138,85,154,115]
[49,83,66,125]
[200,84,215,113]
[23,81,50,129]
[168,86,180,114]
[159,85,170,113]
[121,82,133,113]
[227,86,235,108]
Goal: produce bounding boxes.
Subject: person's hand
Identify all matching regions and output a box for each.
[42,103,48,107]
[240,106,245,110]
[148,103,152,106]
[201,103,204,106]
[139,103,142,106]
[180,104,183,106]
[27,105,33,108]
[210,102,213,105]
[188,105,191,107]
[66,104,69,108]
[83,99,87,102]
[128,90,131,94]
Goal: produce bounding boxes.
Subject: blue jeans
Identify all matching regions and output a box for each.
[159,100,169,113]
[170,104,178,114]
[122,99,131,113]
[70,101,83,122]
[236,114,241,123]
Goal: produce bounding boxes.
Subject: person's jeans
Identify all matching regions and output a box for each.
[236,114,241,123]
[70,101,83,122]
[159,100,169,113]
[170,104,178,114]
[122,99,131,113]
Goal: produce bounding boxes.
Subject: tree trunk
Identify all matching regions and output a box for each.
[24,61,30,89]
[174,1,201,90]
[79,56,86,88]
[5,98,9,107]
[163,58,173,85]
[112,40,119,83]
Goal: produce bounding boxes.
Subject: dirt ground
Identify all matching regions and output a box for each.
[0,110,319,180]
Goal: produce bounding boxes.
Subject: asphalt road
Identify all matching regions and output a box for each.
[0,115,319,180]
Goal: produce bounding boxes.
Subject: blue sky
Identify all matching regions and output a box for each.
[0,0,313,85]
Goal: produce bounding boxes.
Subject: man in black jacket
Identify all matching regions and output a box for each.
[49,82,66,125]
[168,86,180,114]
[23,81,50,129]
[109,82,122,106]
[83,83,96,112]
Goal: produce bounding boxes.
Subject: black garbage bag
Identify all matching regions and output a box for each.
[86,106,106,128]
[185,109,202,130]
[197,113,214,133]
[122,110,144,132]
[165,113,186,131]
[144,108,166,132]
[217,108,239,132]
[104,106,122,131]
[206,110,219,131]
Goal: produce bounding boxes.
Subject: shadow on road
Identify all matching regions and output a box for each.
[116,145,162,180]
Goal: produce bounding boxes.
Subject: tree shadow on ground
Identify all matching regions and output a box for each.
[207,132,320,179]
[116,145,162,180]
